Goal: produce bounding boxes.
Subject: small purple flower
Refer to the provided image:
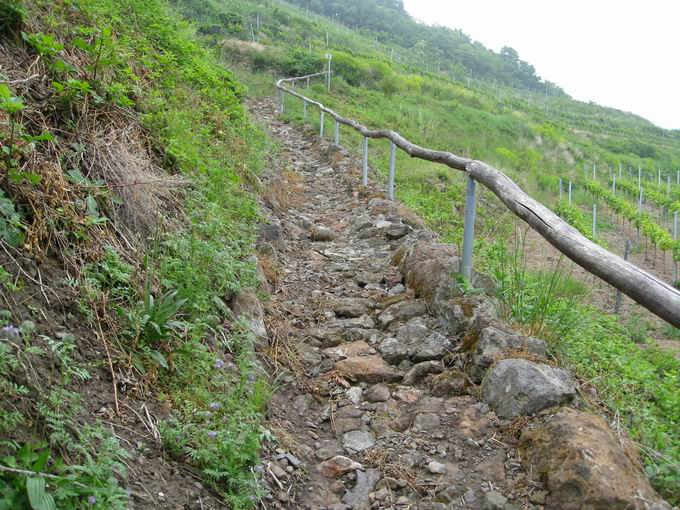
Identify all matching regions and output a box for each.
[209,402,221,411]
[0,325,20,341]
[88,495,97,505]
[247,373,257,383]
[207,431,218,439]
[214,359,225,369]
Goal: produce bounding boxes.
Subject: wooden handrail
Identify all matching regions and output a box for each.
[276,77,680,328]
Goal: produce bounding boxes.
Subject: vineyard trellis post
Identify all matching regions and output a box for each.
[559,178,563,201]
[334,120,340,146]
[319,110,324,137]
[592,204,597,237]
[461,175,477,282]
[568,181,572,204]
[615,239,632,314]
[303,99,308,123]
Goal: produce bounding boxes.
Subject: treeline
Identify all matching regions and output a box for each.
[295,0,564,95]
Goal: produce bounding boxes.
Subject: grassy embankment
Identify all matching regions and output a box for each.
[1,0,270,507]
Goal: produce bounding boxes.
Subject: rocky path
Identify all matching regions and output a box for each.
[247,98,669,510]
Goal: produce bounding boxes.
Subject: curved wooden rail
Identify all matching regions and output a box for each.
[276,76,680,328]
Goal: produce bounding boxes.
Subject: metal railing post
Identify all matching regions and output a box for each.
[280,90,285,113]
[615,240,631,313]
[362,137,369,186]
[334,120,340,146]
[387,142,396,200]
[559,178,563,201]
[568,181,572,204]
[592,204,597,237]
[319,111,324,137]
[303,99,308,124]
[460,175,477,282]
[674,211,679,283]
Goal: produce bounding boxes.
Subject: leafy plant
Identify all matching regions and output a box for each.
[0,190,24,247]
[0,0,26,35]
[0,84,25,176]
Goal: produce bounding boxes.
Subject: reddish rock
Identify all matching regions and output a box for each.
[519,407,667,509]
[317,456,364,478]
[335,356,402,383]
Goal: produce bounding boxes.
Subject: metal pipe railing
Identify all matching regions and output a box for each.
[275,73,680,327]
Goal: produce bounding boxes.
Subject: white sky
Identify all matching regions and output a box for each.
[402,0,680,130]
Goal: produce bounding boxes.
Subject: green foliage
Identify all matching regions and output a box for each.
[0,190,24,247]
[0,0,26,35]
[555,199,599,243]
[160,328,270,509]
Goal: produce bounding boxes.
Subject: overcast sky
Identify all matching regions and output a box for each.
[402,0,680,130]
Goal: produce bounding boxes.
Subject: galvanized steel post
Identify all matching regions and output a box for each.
[334,120,340,146]
[592,204,597,237]
[460,175,477,282]
[362,137,369,186]
[303,99,308,123]
[674,211,679,283]
[280,90,285,113]
[559,178,563,201]
[319,111,325,137]
[568,181,572,204]
[387,142,396,200]
[615,240,631,313]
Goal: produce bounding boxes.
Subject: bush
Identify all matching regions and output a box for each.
[0,0,25,36]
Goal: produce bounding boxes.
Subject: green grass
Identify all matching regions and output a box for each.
[1,0,270,506]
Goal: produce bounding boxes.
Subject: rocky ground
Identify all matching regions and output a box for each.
[244,98,671,510]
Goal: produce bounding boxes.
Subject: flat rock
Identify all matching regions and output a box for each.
[469,326,546,382]
[335,356,402,383]
[377,300,428,328]
[482,359,575,419]
[402,360,443,386]
[230,289,268,347]
[332,298,373,318]
[363,384,391,402]
[342,468,381,509]
[310,224,337,241]
[519,407,668,509]
[323,341,372,361]
[343,430,376,452]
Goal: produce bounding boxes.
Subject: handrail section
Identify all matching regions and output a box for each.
[275,74,680,328]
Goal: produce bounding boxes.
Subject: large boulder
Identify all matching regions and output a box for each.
[482,359,575,419]
[230,289,267,347]
[468,326,547,382]
[519,407,669,509]
[394,240,461,304]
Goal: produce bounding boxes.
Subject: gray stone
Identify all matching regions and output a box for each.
[346,387,363,404]
[378,300,428,328]
[342,468,381,509]
[230,289,267,347]
[343,430,376,452]
[333,298,373,318]
[386,224,411,240]
[258,223,282,243]
[402,360,443,386]
[427,461,447,474]
[470,326,547,382]
[413,331,453,362]
[412,412,440,431]
[482,491,508,510]
[364,384,391,402]
[388,283,405,296]
[311,224,337,241]
[463,488,476,504]
[482,359,576,419]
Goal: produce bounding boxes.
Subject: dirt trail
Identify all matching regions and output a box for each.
[250,98,529,510]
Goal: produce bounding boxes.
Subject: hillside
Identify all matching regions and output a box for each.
[0,0,678,508]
